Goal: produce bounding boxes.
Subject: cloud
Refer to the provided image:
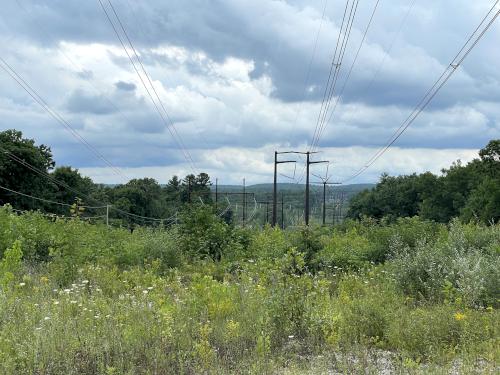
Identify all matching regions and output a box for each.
[66,89,117,114]
[78,145,480,185]
[0,0,498,184]
[115,81,136,92]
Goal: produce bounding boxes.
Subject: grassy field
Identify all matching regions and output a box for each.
[0,206,498,374]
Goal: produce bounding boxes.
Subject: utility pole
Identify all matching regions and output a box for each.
[106,205,109,227]
[305,152,328,226]
[273,151,296,227]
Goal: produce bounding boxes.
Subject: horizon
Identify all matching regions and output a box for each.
[1,1,498,185]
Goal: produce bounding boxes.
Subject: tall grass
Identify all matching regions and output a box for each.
[0,206,498,373]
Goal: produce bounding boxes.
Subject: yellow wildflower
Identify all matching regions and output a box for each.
[454,312,466,321]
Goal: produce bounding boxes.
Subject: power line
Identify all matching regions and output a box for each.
[97,0,197,172]
[341,1,500,183]
[290,0,329,133]
[314,0,360,149]
[1,146,169,222]
[363,0,417,94]
[0,184,105,209]
[7,207,107,220]
[310,0,357,152]
[13,0,136,126]
[106,0,196,169]
[313,0,381,151]
[0,57,128,181]
[297,0,360,184]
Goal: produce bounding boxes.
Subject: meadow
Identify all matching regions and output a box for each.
[0,205,498,374]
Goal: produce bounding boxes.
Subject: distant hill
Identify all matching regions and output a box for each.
[211,183,374,194]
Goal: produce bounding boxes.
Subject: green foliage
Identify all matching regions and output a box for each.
[389,220,500,307]
[0,129,54,210]
[178,205,234,261]
[0,207,498,373]
[315,227,371,270]
[0,240,23,287]
[347,139,500,224]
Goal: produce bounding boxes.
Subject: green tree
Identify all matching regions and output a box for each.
[0,130,54,210]
[460,177,500,223]
[49,166,96,214]
[347,139,499,224]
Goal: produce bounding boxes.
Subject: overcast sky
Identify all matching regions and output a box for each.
[0,0,499,185]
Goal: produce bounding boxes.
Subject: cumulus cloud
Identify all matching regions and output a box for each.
[0,0,498,184]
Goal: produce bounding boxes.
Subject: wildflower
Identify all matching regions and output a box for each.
[454,312,466,321]
[105,314,111,319]
[288,335,294,339]
[147,286,154,290]
[52,289,58,292]
[44,316,50,321]
[53,301,60,305]
[35,327,42,331]
[94,315,100,319]
[143,290,149,294]
[40,276,49,283]
[70,300,78,304]
[34,303,39,307]
[19,282,26,287]
[82,280,89,284]
[64,289,71,293]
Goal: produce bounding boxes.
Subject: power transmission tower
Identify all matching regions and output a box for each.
[272,151,297,227]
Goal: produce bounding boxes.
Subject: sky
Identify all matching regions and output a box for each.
[0,0,499,185]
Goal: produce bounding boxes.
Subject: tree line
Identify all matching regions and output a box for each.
[0,129,213,226]
[346,139,500,224]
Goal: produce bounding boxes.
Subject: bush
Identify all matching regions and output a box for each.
[389,220,500,307]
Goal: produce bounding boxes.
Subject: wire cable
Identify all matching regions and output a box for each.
[0,57,128,181]
[290,0,329,134]
[97,0,196,172]
[314,0,381,151]
[0,146,169,222]
[0,184,106,208]
[341,1,500,182]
